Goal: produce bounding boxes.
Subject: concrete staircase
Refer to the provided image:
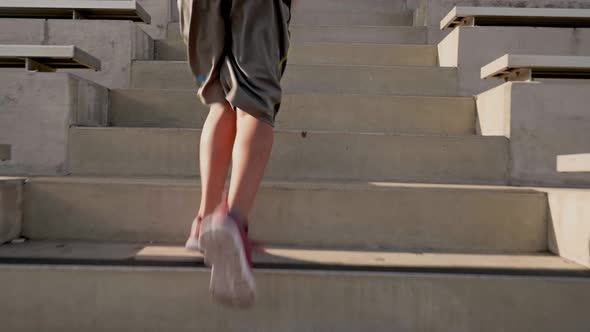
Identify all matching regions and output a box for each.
[1,1,589,331]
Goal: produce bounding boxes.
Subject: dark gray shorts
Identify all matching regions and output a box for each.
[177,0,291,126]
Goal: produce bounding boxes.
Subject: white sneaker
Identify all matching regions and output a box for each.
[200,209,256,308]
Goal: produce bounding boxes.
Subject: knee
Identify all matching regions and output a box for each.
[208,102,236,122]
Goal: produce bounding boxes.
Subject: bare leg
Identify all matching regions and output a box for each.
[198,101,237,219]
[227,109,274,223]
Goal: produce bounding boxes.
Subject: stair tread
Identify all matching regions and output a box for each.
[71,125,482,138]
[1,240,587,277]
[29,175,543,194]
[133,60,443,69]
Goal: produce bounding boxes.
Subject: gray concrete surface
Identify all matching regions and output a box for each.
[0,0,151,22]
[546,187,590,267]
[137,0,172,39]
[0,72,107,175]
[1,264,590,331]
[4,241,578,271]
[0,19,152,88]
[412,0,590,43]
[46,20,153,88]
[481,54,590,80]
[477,81,590,187]
[157,26,437,65]
[109,89,476,135]
[23,177,546,252]
[287,43,437,67]
[0,44,101,71]
[156,40,438,65]
[290,25,426,44]
[291,9,413,26]
[441,6,590,30]
[438,26,590,96]
[0,178,23,244]
[131,61,459,96]
[66,127,509,184]
[0,145,10,161]
[0,19,45,44]
[295,0,413,12]
[558,154,590,172]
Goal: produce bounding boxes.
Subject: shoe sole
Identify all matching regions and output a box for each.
[184,238,201,252]
[200,220,256,308]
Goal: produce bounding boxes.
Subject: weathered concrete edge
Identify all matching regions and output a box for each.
[545,187,590,268]
[0,178,25,244]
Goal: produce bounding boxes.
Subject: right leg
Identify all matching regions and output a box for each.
[198,101,236,218]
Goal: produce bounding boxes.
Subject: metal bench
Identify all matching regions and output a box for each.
[0,144,10,161]
[0,45,101,72]
[481,54,590,81]
[0,0,150,23]
[441,6,590,29]
[558,154,590,173]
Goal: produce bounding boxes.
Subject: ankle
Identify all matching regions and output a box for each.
[227,209,248,230]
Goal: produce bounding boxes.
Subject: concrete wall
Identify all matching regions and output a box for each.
[137,0,174,39]
[477,81,590,187]
[0,178,23,244]
[546,187,590,268]
[0,72,108,175]
[439,26,590,96]
[0,19,152,89]
[412,0,590,43]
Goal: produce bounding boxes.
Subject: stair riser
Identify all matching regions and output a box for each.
[291,10,414,26]
[2,266,589,332]
[131,62,458,96]
[23,179,547,252]
[155,41,438,66]
[290,26,426,44]
[67,128,509,184]
[288,43,438,66]
[294,0,409,12]
[109,90,476,135]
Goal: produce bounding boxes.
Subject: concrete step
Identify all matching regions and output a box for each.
[156,40,438,66]
[162,22,425,45]
[291,9,414,26]
[1,242,589,331]
[1,241,585,275]
[295,0,409,12]
[109,89,476,135]
[290,25,426,44]
[23,177,547,252]
[67,128,508,184]
[131,62,458,96]
[288,43,437,66]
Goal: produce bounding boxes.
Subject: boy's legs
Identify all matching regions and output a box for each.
[196,104,273,223]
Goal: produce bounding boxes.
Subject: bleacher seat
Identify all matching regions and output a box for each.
[441,6,590,29]
[0,0,150,23]
[481,54,590,81]
[0,44,100,72]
